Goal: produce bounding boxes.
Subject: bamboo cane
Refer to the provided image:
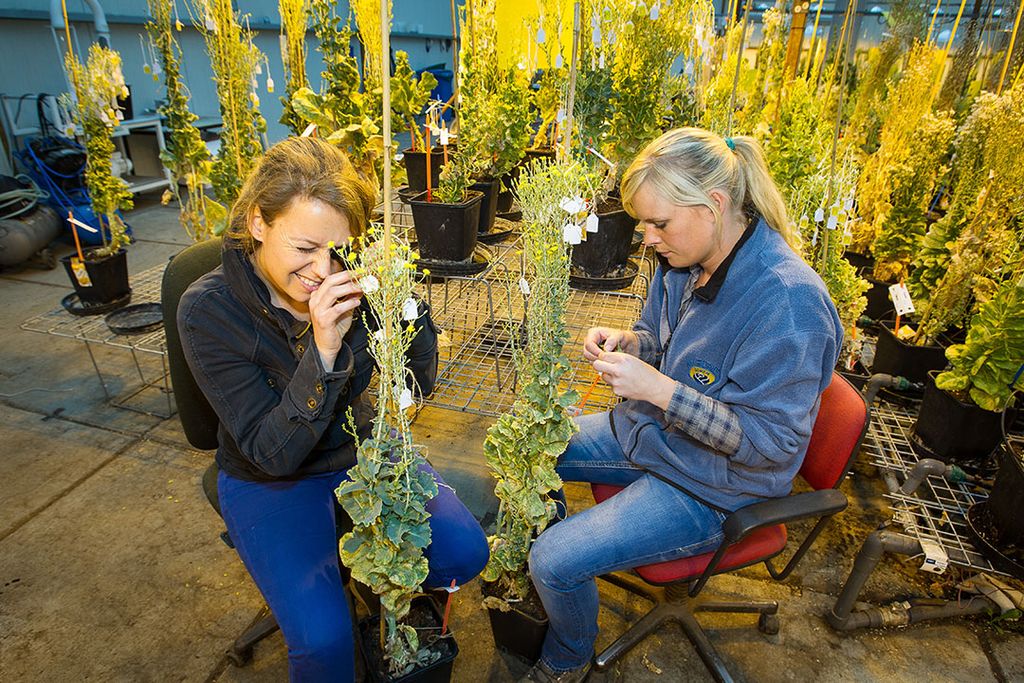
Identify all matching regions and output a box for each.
[997,0,1024,94]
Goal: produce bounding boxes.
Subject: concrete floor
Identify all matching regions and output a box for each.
[1,199,1022,682]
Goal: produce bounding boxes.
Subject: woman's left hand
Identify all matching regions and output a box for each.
[592,351,676,409]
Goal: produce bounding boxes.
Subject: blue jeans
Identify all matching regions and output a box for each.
[529,412,727,673]
[218,463,489,683]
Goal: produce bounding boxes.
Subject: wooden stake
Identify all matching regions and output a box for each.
[381,0,392,252]
[932,0,969,101]
[998,0,1024,94]
[925,0,943,45]
[450,0,459,127]
[68,211,84,262]
[425,126,432,201]
[804,0,825,80]
[563,2,581,160]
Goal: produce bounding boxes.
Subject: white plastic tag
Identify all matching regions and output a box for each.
[402,298,419,321]
[586,212,599,233]
[562,222,582,245]
[359,275,380,294]
[398,388,414,411]
[556,108,567,124]
[439,127,449,145]
[889,283,915,316]
[555,54,563,68]
[599,52,605,68]
[826,214,838,230]
[440,582,460,593]
[559,196,584,213]
[518,277,531,296]
[919,539,948,574]
[650,2,660,19]
[814,207,824,223]
[374,329,385,342]
[301,122,317,138]
[266,77,275,93]
[537,27,546,44]
[844,197,854,211]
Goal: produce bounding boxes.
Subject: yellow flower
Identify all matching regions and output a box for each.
[422,269,431,276]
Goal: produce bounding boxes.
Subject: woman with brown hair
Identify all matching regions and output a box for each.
[178,136,488,682]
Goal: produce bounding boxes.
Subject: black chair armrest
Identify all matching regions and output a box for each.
[722,489,848,544]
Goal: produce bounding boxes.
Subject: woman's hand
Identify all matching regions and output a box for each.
[308,270,363,369]
[583,327,639,361]
[592,351,676,409]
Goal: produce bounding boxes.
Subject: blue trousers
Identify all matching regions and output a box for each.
[529,412,727,673]
[218,463,489,683]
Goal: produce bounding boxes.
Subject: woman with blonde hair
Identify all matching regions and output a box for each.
[178,136,488,682]
[522,128,841,683]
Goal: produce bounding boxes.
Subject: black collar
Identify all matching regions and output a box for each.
[693,215,759,303]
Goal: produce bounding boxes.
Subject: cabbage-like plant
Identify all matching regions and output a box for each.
[333,234,440,675]
[481,159,598,607]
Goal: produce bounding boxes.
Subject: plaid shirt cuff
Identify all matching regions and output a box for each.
[634,329,661,364]
[665,382,743,456]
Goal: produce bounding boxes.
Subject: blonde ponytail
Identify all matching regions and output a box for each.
[621,127,800,252]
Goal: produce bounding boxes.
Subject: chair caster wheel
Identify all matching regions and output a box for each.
[227,645,253,667]
[758,612,780,635]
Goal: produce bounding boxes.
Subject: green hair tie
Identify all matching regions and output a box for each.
[724,137,736,151]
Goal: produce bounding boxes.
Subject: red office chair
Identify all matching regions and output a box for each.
[591,372,869,683]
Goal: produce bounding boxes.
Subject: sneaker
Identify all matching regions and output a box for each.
[518,659,592,683]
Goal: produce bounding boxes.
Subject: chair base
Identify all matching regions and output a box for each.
[595,573,778,683]
[227,606,279,667]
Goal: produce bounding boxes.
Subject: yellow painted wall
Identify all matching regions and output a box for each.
[494,0,574,69]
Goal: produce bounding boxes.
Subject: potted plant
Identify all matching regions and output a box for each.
[291,0,385,187]
[408,150,484,265]
[60,44,133,307]
[570,0,699,287]
[392,51,440,193]
[480,159,594,663]
[194,0,267,208]
[457,0,531,236]
[147,0,227,241]
[911,274,1024,463]
[970,437,1024,565]
[334,236,458,682]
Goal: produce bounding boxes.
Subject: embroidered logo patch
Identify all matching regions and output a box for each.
[689,366,717,386]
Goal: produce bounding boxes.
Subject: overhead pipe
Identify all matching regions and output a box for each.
[50,0,110,46]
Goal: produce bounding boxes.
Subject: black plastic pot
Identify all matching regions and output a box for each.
[986,439,1024,546]
[470,177,500,234]
[870,324,949,384]
[570,199,635,278]
[910,371,1005,463]
[403,147,447,193]
[359,597,458,683]
[495,168,519,214]
[843,251,874,276]
[61,248,130,305]
[409,190,483,262]
[863,278,894,321]
[482,584,549,665]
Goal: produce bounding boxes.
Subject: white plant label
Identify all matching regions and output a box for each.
[402,297,419,321]
[556,107,566,124]
[586,212,600,233]
[826,214,838,230]
[599,52,605,68]
[360,275,380,294]
[559,196,584,213]
[814,207,824,223]
[562,222,583,245]
[374,329,385,343]
[650,2,660,19]
[888,283,915,316]
[518,277,531,296]
[844,197,854,211]
[555,54,563,68]
[398,388,414,411]
[439,127,449,145]
[537,27,546,44]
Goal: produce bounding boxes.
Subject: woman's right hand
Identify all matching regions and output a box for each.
[583,327,639,361]
[308,270,363,369]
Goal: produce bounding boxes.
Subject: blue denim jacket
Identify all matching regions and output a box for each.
[178,241,438,481]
